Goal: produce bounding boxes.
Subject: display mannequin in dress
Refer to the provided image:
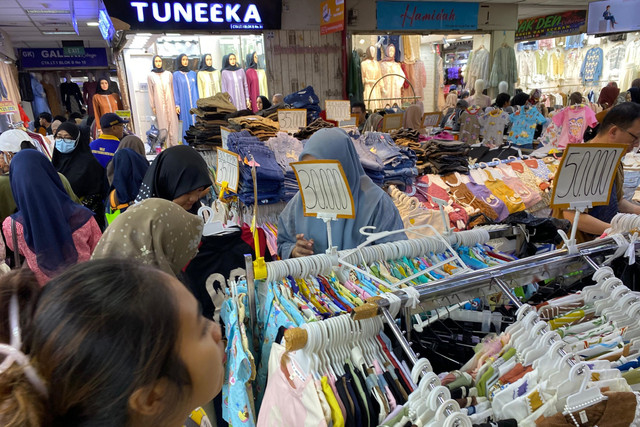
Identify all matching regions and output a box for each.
[147,55,179,147]
[221,53,250,111]
[173,53,199,140]
[380,44,405,107]
[469,79,491,108]
[60,73,84,115]
[245,52,260,113]
[197,54,221,99]
[83,72,98,117]
[93,77,124,135]
[361,45,385,111]
[41,73,64,117]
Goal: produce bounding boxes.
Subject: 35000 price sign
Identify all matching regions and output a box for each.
[291,160,355,219]
[215,147,240,192]
[551,143,626,209]
[278,109,307,133]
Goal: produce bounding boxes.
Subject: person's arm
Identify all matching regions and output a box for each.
[619,199,640,215]
[562,209,610,236]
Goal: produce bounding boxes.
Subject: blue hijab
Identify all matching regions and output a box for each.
[112,148,149,204]
[277,128,405,258]
[10,150,94,274]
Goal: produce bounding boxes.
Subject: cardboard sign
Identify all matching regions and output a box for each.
[291,160,355,219]
[0,101,17,114]
[339,116,357,129]
[278,109,307,133]
[220,126,233,150]
[325,100,351,122]
[422,112,443,128]
[382,113,403,131]
[550,143,626,209]
[115,110,131,119]
[215,147,240,192]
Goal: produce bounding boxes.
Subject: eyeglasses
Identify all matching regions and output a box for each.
[621,127,640,142]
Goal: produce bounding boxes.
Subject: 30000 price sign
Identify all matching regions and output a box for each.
[551,143,626,209]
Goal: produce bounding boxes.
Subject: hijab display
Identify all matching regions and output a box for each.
[93,77,124,133]
[92,198,203,277]
[135,145,213,214]
[361,45,385,110]
[380,44,406,107]
[147,55,179,147]
[197,53,221,99]
[173,53,199,142]
[221,53,250,111]
[106,135,147,185]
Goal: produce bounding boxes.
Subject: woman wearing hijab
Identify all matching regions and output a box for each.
[277,128,406,259]
[93,198,203,277]
[92,77,124,135]
[52,122,108,229]
[105,149,149,225]
[402,103,426,134]
[106,134,146,184]
[598,82,620,109]
[2,150,101,285]
[245,52,261,113]
[256,95,271,113]
[197,53,221,99]
[136,145,212,214]
[221,53,250,111]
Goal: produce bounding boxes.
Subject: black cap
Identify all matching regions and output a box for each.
[100,112,129,129]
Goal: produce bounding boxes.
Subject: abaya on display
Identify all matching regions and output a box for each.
[197,54,222,99]
[173,53,199,141]
[221,54,250,111]
[147,55,180,147]
[30,74,51,118]
[93,78,124,132]
[245,52,260,113]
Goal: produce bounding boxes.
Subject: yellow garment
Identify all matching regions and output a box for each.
[483,170,526,213]
[321,376,345,427]
[197,70,222,98]
[548,309,585,330]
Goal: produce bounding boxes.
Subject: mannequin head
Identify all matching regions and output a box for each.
[498,81,508,94]
[253,52,258,64]
[181,55,189,67]
[366,45,376,60]
[100,79,109,91]
[474,79,486,96]
[65,73,72,82]
[205,55,212,67]
[228,54,237,66]
[154,56,163,70]
[387,45,396,60]
[87,72,95,82]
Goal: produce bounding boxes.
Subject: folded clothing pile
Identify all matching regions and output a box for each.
[228,116,279,141]
[294,118,335,140]
[185,93,237,148]
[284,86,322,124]
[265,132,305,201]
[227,131,284,205]
[355,132,417,188]
[390,128,428,174]
[423,139,470,175]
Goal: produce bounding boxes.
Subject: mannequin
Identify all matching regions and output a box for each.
[29,72,51,119]
[245,52,260,112]
[172,53,199,140]
[101,72,121,96]
[221,53,250,111]
[498,81,509,95]
[41,73,64,117]
[60,73,84,115]
[361,45,385,110]
[379,45,405,107]
[83,72,98,117]
[255,55,269,99]
[147,55,179,147]
[469,79,491,108]
[197,53,221,99]
[93,77,124,134]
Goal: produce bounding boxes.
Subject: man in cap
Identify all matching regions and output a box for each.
[90,112,129,168]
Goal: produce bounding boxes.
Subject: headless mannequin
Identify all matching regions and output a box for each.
[60,73,84,114]
[380,44,405,106]
[470,79,491,108]
[361,45,385,110]
[147,55,179,147]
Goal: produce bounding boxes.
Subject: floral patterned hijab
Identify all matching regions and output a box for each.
[92,198,203,276]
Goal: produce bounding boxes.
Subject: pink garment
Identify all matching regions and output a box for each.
[3,217,102,286]
[552,106,598,148]
[327,374,348,421]
[501,176,542,209]
[246,68,260,113]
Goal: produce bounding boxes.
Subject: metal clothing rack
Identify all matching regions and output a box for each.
[366,73,418,112]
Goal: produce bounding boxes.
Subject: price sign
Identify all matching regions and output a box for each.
[291,160,355,219]
[0,101,17,115]
[325,100,351,121]
[220,126,234,150]
[551,143,626,209]
[422,112,443,128]
[215,147,240,192]
[382,113,403,131]
[339,116,357,129]
[115,110,131,119]
[278,109,307,133]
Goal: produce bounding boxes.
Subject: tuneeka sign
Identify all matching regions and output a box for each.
[376,1,479,31]
[105,0,282,30]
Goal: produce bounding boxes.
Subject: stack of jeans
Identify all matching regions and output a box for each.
[265,132,304,201]
[352,135,384,185]
[227,131,284,205]
[356,132,418,188]
[423,139,470,174]
[284,86,322,124]
[185,93,237,147]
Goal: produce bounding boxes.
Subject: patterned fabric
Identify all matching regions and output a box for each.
[459,110,482,144]
[183,408,212,427]
[581,47,604,85]
[480,109,510,148]
[551,105,598,148]
[508,107,546,146]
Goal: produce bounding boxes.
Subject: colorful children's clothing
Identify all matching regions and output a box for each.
[581,47,604,85]
[551,105,598,148]
[508,107,546,147]
[459,109,483,144]
[480,109,510,148]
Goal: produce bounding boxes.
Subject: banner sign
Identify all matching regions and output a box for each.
[105,0,282,31]
[321,0,344,35]
[19,48,108,69]
[0,101,17,115]
[376,1,479,31]
[515,10,587,42]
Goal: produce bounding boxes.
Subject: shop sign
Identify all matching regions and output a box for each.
[515,10,587,42]
[376,1,479,31]
[320,0,344,36]
[0,101,17,115]
[19,48,109,69]
[105,0,282,31]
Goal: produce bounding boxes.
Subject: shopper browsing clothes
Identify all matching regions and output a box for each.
[277,128,406,259]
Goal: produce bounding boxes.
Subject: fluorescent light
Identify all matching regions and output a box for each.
[165,33,181,36]
[26,9,70,14]
[86,21,99,26]
[42,31,77,35]
[445,38,457,42]
[460,35,473,40]
[137,33,153,36]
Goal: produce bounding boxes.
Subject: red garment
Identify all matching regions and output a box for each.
[246,68,260,113]
[18,104,30,127]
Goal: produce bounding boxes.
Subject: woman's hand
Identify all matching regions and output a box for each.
[291,234,314,258]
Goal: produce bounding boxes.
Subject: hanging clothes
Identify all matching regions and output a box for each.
[380,45,405,106]
[467,47,490,92]
[361,46,385,110]
[30,75,51,119]
[197,54,221,99]
[83,80,98,117]
[42,80,63,117]
[581,47,604,86]
[245,52,261,113]
[173,70,199,141]
[221,54,250,111]
[18,72,33,102]
[489,46,518,94]
[147,56,180,147]
[256,69,269,99]
[552,105,598,148]
[508,106,546,147]
[60,80,84,114]
[348,49,364,103]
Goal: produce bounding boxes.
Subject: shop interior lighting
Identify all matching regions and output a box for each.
[42,31,77,35]
[445,38,457,42]
[460,35,473,40]
[165,33,181,37]
[26,9,70,14]
[86,21,99,26]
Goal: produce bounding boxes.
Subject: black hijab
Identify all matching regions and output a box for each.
[630,88,640,104]
[52,123,107,198]
[151,55,164,73]
[176,54,190,73]
[199,54,215,72]
[96,77,112,95]
[245,52,258,70]
[221,54,241,72]
[135,146,213,214]
[258,95,271,110]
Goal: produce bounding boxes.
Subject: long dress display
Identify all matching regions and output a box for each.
[361,45,385,110]
[60,78,84,114]
[30,74,51,119]
[83,79,98,117]
[93,78,124,132]
[380,44,406,107]
[147,55,179,147]
[196,53,221,99]
[173,54,199,141]
[245,52,261,113]
[221,53,249,111]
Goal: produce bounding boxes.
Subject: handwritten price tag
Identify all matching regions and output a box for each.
[216,147,240,192]
[0,101,17,114]
[551,143,626,209]
[422,112,442,128]
[220,126,234,150]
[325,100,351,122]
[382,113,403,131]
[291,160,355,219]
[278,109,307,133]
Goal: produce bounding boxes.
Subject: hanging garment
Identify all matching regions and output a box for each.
[480,109,511,148]
[459,109,483,144]
[581,47,604,85]
[380,60,405,106]
[173,70,199,140]
[93,94,124,132]
[42,82,63,117]
[147,70,179,147]
[551,105,598,148]
[348,49,364,103]
[60,81,84,114]
[489,46,518,93]
[30,75,51,119]
[221,69,250,111]
[548,50,565,80]
[605,44,626,81]
[516,51,535,86]
[83,81,98,117]
[246,68,260,113]
[361,58,385,110]
[508,107,546,147]
[467,48,490,91]
[197,70,222,99]
[18,72,34,102]
[256,69,269,98]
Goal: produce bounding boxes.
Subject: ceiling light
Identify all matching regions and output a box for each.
[165,33,180,37]
[86,21,99,26]
[42,31,77,35]
[460,35,473,40]
[137,33,153,36]
[26,9,70,14]
[359,39,365,44]
[445,38,457,42]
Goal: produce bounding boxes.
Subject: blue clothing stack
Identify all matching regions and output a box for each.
[265,132,304,201]
[284,86,322,124]
[355,132,418,188]
[352,135,385,186]
[227,131,284,205]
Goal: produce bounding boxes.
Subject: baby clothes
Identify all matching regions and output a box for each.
[459,109,483,144]
[581,47,604,85]
[508,107,546,147]
[551,105,598,148]
[480,109,511,148]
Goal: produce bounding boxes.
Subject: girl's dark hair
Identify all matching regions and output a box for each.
[569,92,584,105]
[0,259,192,427]
[495,93,511,108]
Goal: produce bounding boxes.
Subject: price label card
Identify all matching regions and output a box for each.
[0,101,17,114]
[216,147,240,192]
[551,143,626,209]
[422,112,442,128]
[382,113,403,131]
[325,100,351,122]
[278,109,307,133]
[339,116,357,129]
[115,110,131,119]
[291,160,355,219]
[220,126,234,150]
